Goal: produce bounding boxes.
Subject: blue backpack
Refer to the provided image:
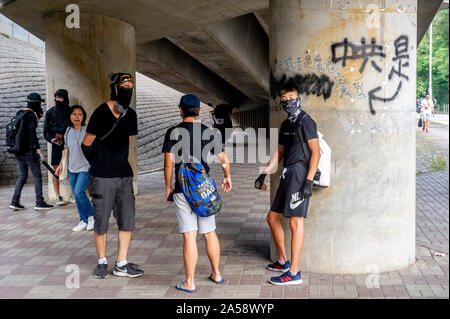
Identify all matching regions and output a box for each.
[177,157,222,217]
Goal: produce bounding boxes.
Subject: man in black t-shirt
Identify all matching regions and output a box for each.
[82,73,143,279]
[162,94,232,293]
[254,81,320,286]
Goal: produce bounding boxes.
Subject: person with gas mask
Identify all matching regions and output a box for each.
[44,89,71,206]
[9,93,54,211]
[254,80,320,286]
[81,73,143,279]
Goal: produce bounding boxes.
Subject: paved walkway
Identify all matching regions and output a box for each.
[0,138,448,299]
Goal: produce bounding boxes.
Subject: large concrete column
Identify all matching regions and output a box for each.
[44,12,137,200]
[269,0,416,274]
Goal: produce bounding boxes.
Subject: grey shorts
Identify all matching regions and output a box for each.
[423,113,431,121]
[173,193,216,234]
[91,176,135,235]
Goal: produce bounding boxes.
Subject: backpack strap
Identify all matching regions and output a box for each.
[99,109,128,142]
[295,111,311,163]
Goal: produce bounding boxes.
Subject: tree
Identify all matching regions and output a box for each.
[417,9,449,107]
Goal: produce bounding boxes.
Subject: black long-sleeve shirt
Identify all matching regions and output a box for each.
[19,111,40,154]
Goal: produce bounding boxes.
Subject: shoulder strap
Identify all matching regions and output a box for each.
[99,109,128,142]
[296,111,311,163]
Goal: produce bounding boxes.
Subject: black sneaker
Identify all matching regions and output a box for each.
[94,263,109,279]
[35,202,54,211]
[9,202,25,211]
[113,262,144,278]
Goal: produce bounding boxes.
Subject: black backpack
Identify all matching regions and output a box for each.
[6,110,30,154]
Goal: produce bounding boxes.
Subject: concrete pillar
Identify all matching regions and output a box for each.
[44,12,137,200]
[269,0,416,274]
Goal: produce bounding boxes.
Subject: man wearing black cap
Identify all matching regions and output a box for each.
[44,89,71,206]
[9,93,54,211]
[82,73,143,279]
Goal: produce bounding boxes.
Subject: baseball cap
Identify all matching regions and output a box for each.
[179,94,200,108]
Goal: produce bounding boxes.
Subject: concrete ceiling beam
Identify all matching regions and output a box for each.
[136,38,253,108]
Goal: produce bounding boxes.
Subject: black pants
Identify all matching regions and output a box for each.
[12,151,44,205]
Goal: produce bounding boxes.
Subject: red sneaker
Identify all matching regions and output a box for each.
[426,128,429,133]
[422,125,425,131]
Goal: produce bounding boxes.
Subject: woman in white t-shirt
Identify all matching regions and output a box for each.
[56,105,94,232]
[421,95,435,133]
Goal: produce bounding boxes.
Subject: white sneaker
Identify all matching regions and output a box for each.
[72,221,87,232]
[69,196,76,204]
[86,216,94,231]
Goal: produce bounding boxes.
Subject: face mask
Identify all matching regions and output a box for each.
[113,86,133,113]
[28,101,42,113]
[54,99,68,108]
[281,98,301,122]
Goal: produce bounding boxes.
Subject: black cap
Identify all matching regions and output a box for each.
[27,92,45,103]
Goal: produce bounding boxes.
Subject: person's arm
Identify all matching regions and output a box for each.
[216,152,232,193]
[27,113,41,152]
[306,138,320,181]
[43,110,54,143]
[164,152,175,202]
[263,145,284,174]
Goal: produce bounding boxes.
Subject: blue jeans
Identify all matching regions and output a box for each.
[68,170,94,222]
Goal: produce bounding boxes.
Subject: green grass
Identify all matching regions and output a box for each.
[430,154,448,172]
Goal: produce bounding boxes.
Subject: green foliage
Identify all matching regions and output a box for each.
[417,10,449,106]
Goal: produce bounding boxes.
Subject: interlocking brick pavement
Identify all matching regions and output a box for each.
[0,143,448,299]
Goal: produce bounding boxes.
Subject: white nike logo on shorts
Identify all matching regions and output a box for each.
[290,198,305,210]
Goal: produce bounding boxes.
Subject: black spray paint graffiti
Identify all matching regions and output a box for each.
[331,37,385,73]
[368,35,410,115]
[270,72,335,101]
[331,35,409,115]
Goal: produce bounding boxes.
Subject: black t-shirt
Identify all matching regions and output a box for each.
[86,103,138,178]
[162,122,224,193]
[278,112,318,167]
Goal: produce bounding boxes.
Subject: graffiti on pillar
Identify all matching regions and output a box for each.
[330,35,410,115]
[331,37,385,73]
[368,35,410,115]
[270,72,335,101]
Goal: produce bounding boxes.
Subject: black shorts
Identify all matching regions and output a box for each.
[90,176,135,235]
[270,162,310,218]
[51,144,64,166]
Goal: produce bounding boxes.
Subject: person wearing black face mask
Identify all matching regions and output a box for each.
[9,93,54,212]
[254,82,320,286]
[44,89,71,206]
[82,73,143,280]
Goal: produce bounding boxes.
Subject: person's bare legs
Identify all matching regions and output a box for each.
[203,230,222,281]
[117,230,132,262]
[182,230,198,290]
[266,211,288,262]
[52,166,61,198]
[94,232,107,260]
[289,217,305,273]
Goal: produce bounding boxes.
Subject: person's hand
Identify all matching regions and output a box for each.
[55,165,62,176]
[166,187,174,203]
[302,179,314,198]
[254,173,267,190]
[222,177,232,193]
[36,149,44,162]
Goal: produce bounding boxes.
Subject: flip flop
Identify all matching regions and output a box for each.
[208,274,225,284]
[175,282,198,293]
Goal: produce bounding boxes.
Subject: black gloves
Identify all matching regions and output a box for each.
[302,179,314,198]
[254,173,267,190]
